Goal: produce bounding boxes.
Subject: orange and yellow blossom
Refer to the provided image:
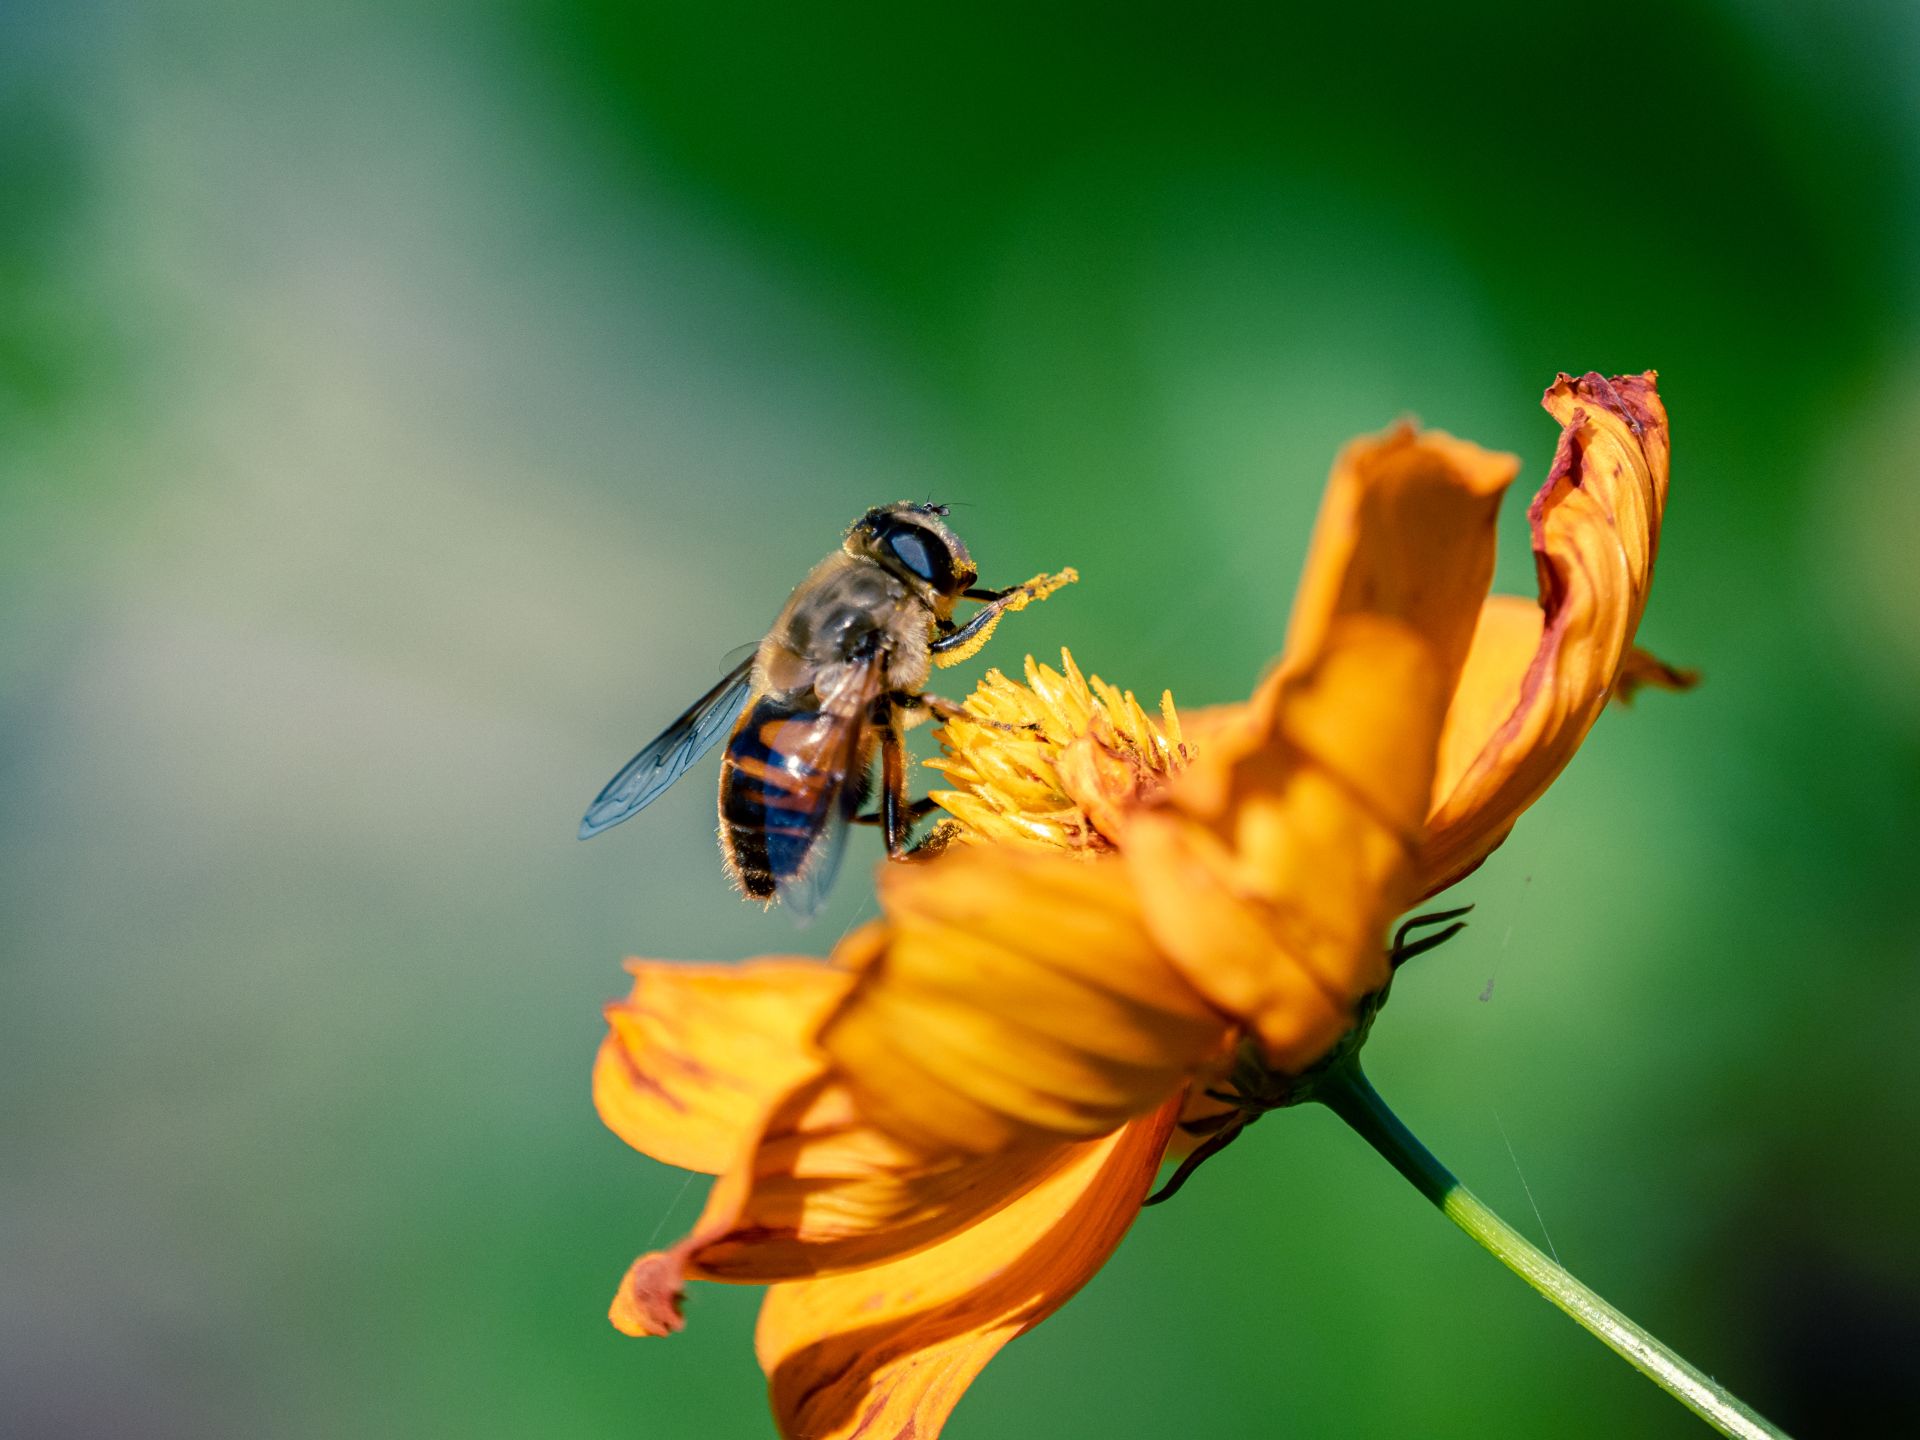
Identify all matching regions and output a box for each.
[594,371,1691,1439]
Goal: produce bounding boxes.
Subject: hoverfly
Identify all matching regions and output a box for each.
[579,502,1070,916]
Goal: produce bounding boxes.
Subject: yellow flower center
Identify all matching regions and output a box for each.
[926,648,1192,853]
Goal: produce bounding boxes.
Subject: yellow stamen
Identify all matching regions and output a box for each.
[928,648,1192,853]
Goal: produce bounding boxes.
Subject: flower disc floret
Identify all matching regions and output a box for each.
[926,649,1191,853]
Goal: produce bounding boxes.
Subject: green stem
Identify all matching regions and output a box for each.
[1314,1061,1791,1440]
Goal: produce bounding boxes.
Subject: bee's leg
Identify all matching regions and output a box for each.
[897,691,1032,734]
[916,694,974,725]
[932,569,1077,666]
[929,595,1021,661]
[879,716,912,856]
[852,797,939,828]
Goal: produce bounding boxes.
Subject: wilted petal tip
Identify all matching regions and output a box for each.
[1421,368,1674,892]
[610,1251,688,1338]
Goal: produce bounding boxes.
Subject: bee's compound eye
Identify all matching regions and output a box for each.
[886,528,939,583]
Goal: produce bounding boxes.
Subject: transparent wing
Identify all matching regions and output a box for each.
[775,663,883,921]
[578,657,755,839]
[775,770,858,922]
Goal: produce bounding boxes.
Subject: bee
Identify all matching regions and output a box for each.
[579,502,1072,916]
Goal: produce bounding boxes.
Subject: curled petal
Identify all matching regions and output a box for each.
[1140,424,1512,1063]
[820,852,1232,1153]
[610,1251,692,1338]
[757,1099,1180,1440]
[1422,371,1677,893]
[595,959,855,1175]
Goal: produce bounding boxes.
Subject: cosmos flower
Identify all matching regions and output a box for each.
[594,371,1691,1439]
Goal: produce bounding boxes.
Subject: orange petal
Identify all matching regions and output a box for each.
[594,958,855,1176]
[1428,595,1543,831]
[1137,423,1512,1063]
[1268,423,1518,717]
[1173,699,1261,750]
[756,1099,1180,1440]
[819,851,1232,1153]
[608,1074,1074,1335]
[1422,371,1678,893]
[687,1074,1070,1280]
[1125,791,1379,1072]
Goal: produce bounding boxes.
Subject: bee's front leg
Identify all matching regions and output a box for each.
[930,568,1076,667]
[928,607,1010,664]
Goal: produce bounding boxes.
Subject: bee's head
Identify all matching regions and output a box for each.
[846,501,977,597]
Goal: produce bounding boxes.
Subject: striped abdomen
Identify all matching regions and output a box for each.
[718,692,872,900]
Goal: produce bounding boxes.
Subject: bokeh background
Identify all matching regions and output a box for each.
[5,2,1918,1436]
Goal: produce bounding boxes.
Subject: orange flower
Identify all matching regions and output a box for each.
[594,372,1691,1438]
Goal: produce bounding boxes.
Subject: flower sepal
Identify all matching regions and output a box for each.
[1152,902,1477,1206]
[1149,976,1396,1206]
[1212,973,1392,1117]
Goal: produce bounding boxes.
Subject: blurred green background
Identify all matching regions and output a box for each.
[5,2,1918,1436]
